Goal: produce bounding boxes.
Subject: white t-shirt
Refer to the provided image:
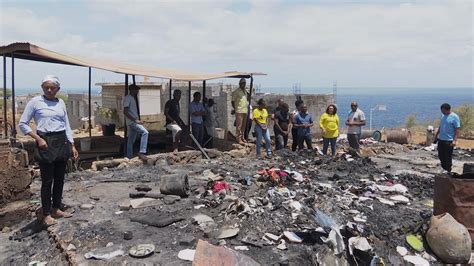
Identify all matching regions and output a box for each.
[347,108,365,134]
[123,95,139,126]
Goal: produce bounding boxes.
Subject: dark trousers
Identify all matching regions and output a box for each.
[298,134,313,150]
[275,127,288,150]
[323,137,337,156]
[40,161,67,215]
[191,122,204,145]
[291,128,298,151]
[437,140,454,172]
[348,133,360,151]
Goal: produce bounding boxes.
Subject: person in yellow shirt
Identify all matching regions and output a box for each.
[253,98,271,158]
[319,104,340,156]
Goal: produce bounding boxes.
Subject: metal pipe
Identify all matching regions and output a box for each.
[203,80,206,100]
[169,79,172,100]
[3,55,7,139]
[124,74,128,155]
[188,81,191,128]
[88,67,92,137]
[11,52,16,138]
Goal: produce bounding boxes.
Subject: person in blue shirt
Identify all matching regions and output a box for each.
[293,104,313,150]
[19,75,79,226]
[434,103,461,173]
[189,91,206,145]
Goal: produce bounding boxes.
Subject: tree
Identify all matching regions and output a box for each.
[453,104,474,138]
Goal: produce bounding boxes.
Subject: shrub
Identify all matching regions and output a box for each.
[453,104,474,138]
[405,114,416,129]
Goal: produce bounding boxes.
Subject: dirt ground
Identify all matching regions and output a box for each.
[1,140,473,265]
[410,131,474,149]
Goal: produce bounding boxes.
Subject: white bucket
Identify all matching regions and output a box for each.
[80,138,92,151]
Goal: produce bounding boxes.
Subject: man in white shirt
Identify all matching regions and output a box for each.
[123,84,148,160]
[346,101,366,152]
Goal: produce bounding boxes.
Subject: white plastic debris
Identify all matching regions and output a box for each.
[283,231,303,243]
[264,233,280,242]
[321,227,345,255]
[348,237,373,255]
[403,255,430,265]
[234,246,249,251]
[396,246,408,256]
[377,197,395,206]
[277,239,288,250]
[390,195,410,204]
[178,249,195,261]
[376,184,408,194]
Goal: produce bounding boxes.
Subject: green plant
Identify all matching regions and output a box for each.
[96,107,119,125]
[453,104,474,138]
[405,114,416,129]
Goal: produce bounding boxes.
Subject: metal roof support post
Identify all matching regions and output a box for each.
[88,67,92,137]
[11,52,16,139]
[244,75,254,141]
[169,79,172,100]
[3,55,7,139]
[132,75,140,119]
[188,81,191,129]
[124,74,128,156]
[203,80,206,100]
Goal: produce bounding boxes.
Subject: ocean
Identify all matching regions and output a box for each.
[260,87,473,130]
[12,87,473,129]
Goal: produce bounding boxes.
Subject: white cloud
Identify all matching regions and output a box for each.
[0,0,472,88]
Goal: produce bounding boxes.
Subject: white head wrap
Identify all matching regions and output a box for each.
[41,75,60,87]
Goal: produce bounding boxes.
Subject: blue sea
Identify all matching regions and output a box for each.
[261,87,473,130]
[13,87,473,129]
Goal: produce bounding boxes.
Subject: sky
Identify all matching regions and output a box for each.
[0,0,473,92]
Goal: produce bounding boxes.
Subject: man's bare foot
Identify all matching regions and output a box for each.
[36,208,44,221]
[43,215,57,226]
[51,208,73,218]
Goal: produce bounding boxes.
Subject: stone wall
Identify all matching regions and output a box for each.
[0,140,32,204]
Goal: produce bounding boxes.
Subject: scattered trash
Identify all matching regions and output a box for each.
[396,246,408,256]
[376,184,408,194]
[403,255,429,266]
[130,198,160,209]
[283,231,302,243]
[277,239,287,250]
[390,195,410,204]
[163,195,181,205]
[212,181,231,194]
[217,226,240,239]
[321,227,345,255]
[131,213,185,228]
[264,233,280,242]
[123,231,133,240]
[377,197,395,206]
[28,262,47,266]
[160,174,190,197]
[426,213,472,264]
[135,185,152,192]
[177,249,195,261]
[80,204,94,210]
[67,244,77,251]
[129,244,155,258]
[405,234,424,252]
[234,246,249,251]
[84,244,125,260]
[348,236,373,255]
[193,240,260,266]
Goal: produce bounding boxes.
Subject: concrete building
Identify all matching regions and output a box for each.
[98,81,334,137]
[67,93,102,130]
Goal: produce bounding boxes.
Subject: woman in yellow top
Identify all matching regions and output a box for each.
[253,98,271,158]
[319,104,340,156]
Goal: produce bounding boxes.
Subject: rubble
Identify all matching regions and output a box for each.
[1,143,473,265]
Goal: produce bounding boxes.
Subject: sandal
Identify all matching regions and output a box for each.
[51,209,73,218]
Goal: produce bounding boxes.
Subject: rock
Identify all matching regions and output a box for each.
[193,240,260,266]
[348,237,372,255]
[283,231,302,243]
[80,204,94,210]
[129,192,146,198]
[264,233,280,242]
[376,197,395,206]
[118,200,131,211]
[67,244,76,251]
[390,195,410,204]
[426,213,472,264]
[135,185,152,192]
[178,249,195,261]
[131,213,185,227]
[234,246,249,251]
[277,239,287,250]
[403,255,429,266]
[179,236,196,246]
[163,195,181,205]
[217,227,240,239]
[192,214,215,231]
[130,198,160,208]
[218,240,226,246]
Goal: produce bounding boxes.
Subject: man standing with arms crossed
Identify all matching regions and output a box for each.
[434,103,461,173]
[346,101,365,153]
[231,78,249,144]
[123,84,148,160]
